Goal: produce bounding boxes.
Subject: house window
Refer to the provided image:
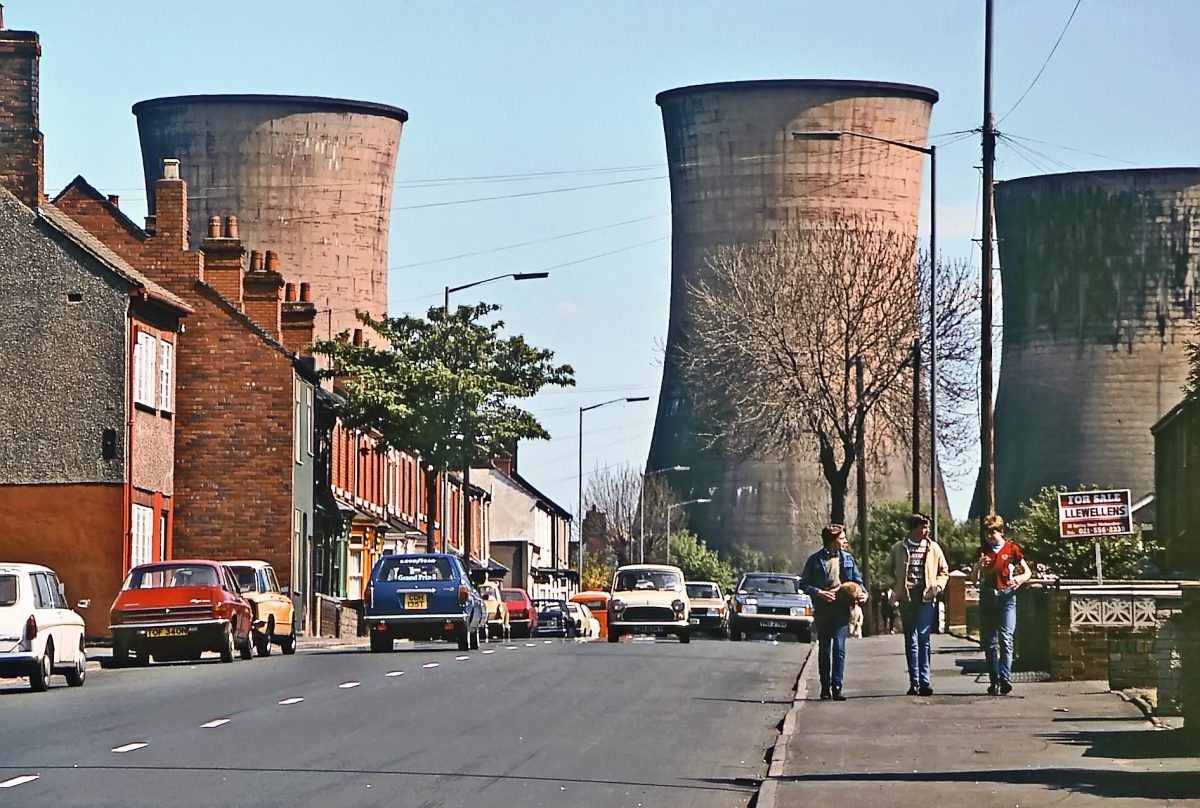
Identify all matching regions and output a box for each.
[294,379,303,464]
[347,548,363,599]
[159,511,169,561]
[131,504,154,568]
[134,332,157,408]
[305,386,314,456]
[158,339,174,413]
[292,508,303,596]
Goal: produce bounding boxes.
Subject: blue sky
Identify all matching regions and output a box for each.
[14,0,1200,525]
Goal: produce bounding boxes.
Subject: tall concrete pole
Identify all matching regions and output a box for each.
[856,356,872,635]
[911,338,921,513]
[980,0,998,529]
[929,144,939,545]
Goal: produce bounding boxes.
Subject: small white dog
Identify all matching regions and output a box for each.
[839,581,865,638]
[848,603,864,638]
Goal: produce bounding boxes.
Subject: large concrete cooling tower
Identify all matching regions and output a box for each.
[132,94,407,340]
[986,169,1199,518]
[646,80,938,563]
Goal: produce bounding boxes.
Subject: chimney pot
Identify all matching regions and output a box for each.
[285,282,297,302]
[144,215,156,234]
[353,328,364,347]
[300,282,312,302]
[162,159,180,180]
[208,216,221,239]
[224,215,239,240]
[107,194,119,208]
[248,249,262,272]
[265,250,280,272]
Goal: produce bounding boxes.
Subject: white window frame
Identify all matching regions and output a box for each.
[134,332,157,408]
[305,385,314,456]
[159,511,169,561]
[294,379,303,464]
[158,339,174,413]
[131,504,154,569]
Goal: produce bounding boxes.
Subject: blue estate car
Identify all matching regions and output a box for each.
[728,572,814,642]
[365,554,488,652]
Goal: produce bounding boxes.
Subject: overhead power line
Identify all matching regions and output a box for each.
[999,0,1084,123]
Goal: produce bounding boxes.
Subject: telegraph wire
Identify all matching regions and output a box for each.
[998,0,1084,123]
[999,132,1142,167]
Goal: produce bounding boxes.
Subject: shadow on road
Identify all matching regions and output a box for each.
[1042,727,1200,760]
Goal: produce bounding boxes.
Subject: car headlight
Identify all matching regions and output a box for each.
[610,599,625,613]
[743,597,757,605]
[742,604,757,615]
[790,606,806,617]
[671,599,685,614]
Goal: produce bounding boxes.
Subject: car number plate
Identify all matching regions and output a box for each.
[147,626,187,638]
[760,619,786,629]
[689,618,700,625]
[404,594,427,610]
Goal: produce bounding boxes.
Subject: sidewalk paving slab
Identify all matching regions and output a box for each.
[769,634,1200,807]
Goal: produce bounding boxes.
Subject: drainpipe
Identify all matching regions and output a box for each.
[123,317,137,575]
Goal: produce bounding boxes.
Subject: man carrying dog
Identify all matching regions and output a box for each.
[800,524,867,701]
[884,513,949,696]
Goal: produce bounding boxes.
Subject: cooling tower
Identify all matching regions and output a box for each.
[984,169,1199,519]
[646,80,939,563]
[132,94,407,340]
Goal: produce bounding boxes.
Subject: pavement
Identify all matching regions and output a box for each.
[759,633,1200,807]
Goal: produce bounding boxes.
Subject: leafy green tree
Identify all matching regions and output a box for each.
[867,500,979,589]
[581,548,616,592]
[723,543,793,583]
[665,531,736,591]
[1010,485,1162,579]
[313,304,574,551]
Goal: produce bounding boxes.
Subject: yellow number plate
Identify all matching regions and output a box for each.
[147,626,187,638]
[404,594,427,610]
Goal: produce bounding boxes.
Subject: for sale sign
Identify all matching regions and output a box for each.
[1057,489,1134,538]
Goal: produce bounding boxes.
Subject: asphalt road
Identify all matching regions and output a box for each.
[0,634,805,807]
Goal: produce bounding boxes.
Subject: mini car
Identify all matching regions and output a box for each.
[685,580,729,635]
[607,564,690,643]
[479,581,510,639]
[500,587,537,638]
[566,601,599,638]
[729,572,814,642]
[532,598,575,638]
[227,560,297,656]
[109,560,255,665]
[0,563,88,691]
[570,590,610,638]
[365,553,487,652]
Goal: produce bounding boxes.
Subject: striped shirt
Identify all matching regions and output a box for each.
[905,539,928,589]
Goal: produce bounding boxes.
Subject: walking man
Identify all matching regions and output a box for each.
[884,513,949,696]
[972,514,1033,695]
[800,524,867,701]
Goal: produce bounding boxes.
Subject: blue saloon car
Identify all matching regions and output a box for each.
[365,554,488,652]
[728,572,814,642]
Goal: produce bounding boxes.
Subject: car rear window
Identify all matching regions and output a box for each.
[687,584,720,599]
[742,576,800,595]
[578,599,606,610]
[124,564,220,589]
[0,574,17,607]
[501,591,525,603]
[378,557,453,582]
[229,567,260,593]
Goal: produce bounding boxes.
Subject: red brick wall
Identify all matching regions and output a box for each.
[0,28,43,209]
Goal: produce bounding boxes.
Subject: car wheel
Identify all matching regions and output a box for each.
[370,632,392,653]
[136,649,151,667]
[607,630,620,643]
[65,641,86,687]
[469,626,480,650]
[729,623,743,642]
[239,633,254,660]
[280,622,297,655]
[112,636,131,668]
[797,627,812,644]
[256,619,273,657]
[457,624,470,652]
[219,626,235,663]
[678,630,691,644]
[29,643,52,692]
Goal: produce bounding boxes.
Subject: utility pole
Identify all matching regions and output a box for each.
[911,338,921,514]
[856,356,872,636]
[979,0,998,531]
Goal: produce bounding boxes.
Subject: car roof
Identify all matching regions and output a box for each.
[615,564,684,574]
[225,560,272,569]
[571,590,610,600]
[0,562,56,574]
[686,580,721,587]
[131,559,222,569]
[742,572,800,579]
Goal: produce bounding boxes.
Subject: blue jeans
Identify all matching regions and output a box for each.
[816,615,849,690]
[899,593,935,686]
[980,588,1017,685]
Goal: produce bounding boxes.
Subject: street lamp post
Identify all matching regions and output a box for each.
[792,130,938,543]
[665,498,712,564]
[640,465,689,564]
[442,271,549,565]
[578,396,650,586]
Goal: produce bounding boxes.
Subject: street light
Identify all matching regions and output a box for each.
[442,271,549,563]
[791,129,939,545]
[641,465,690,564]
[665,498,711,564]
[578,396,650,586]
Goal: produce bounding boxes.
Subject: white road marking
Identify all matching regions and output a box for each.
[525,643,536,647]
[422,663,439,669]
[338,681,361,689]
[200,719,230,729]
[385,671,405,677]
[0,775,39,789]
[111,742,148,754]
[543,640,553,644]
[506,645,518,650]
[455,655,470,661]
[278,697,304,706]
[482,649,496,655]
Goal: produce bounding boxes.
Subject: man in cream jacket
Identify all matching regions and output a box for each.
[884,513,950,696]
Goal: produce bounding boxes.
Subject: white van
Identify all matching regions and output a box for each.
[0,563,88,691]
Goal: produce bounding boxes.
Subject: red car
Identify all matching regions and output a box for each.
[109,560,255,665]
[500,588,538,639]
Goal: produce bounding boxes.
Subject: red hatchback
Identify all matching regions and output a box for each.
[500,588,538,639]
[109,561,255,665]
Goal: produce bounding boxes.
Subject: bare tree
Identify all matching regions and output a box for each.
[584,465,684,565]
[681,214,977,524]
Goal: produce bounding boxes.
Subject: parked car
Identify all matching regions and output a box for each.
[109,560,255,665]
[532,598,574,638]
[479,581,510,639]
[685,581,729,635]
[729,572,814,642]
[0,563,88,691]
[566,601,599,638]
[500,588,537,638]
[571,590,610,638]
[607,564,690,644]
[226,560,296,656]
[365,553,487,652]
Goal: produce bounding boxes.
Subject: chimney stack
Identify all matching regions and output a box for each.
[154,158,188,250]
[199,213,245,304]
[107,194,119,208]
[0,17,44,209]
[282,277,318,356]
[244,246,286,341]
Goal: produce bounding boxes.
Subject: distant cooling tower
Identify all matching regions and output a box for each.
[132,94,407,340]
[646,80,939,563]
[984,169,1199,518]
